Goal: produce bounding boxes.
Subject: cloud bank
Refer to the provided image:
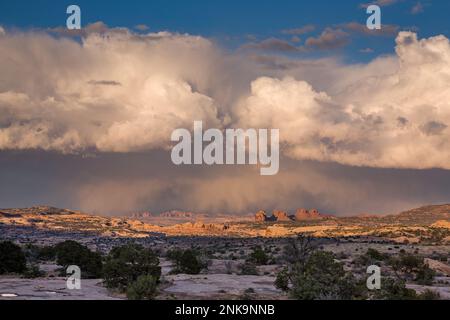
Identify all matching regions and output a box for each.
[0,28,224,153]
[237,32,450,169]
[1,26,450,173]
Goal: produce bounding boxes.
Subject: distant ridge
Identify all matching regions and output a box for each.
[0,206,77,217]
[392,204,450,223]
[398,204,450,218]
[0,204,449,240]
[131,210,202,219]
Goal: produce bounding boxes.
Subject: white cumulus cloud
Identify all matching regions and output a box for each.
[0,29,223,153]
[236,32,450,169]
[1,28,450,171]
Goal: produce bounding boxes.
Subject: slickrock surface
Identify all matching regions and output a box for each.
[0,278,121,300]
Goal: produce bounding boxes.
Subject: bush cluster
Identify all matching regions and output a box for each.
[166,248,206,275]
[103,243,161,298]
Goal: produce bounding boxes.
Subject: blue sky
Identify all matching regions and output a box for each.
[1,0,449,61]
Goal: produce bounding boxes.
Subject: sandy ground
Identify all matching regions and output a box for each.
[0,277,121,300]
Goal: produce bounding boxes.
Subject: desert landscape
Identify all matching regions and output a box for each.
[0,204,449,300]
[1,0,450,306]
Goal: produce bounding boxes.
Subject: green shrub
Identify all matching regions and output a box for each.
[373,274,438,300]
[274,268,289,291]
[37,246,57,261]
[240,288,256,300]
[181,250,206,274]
[389,253,421,274]
[23,244,41,262]
[373,278,418,300]
[0,241,26,274]
[54,240,103,279]
[389,253,435,285]
[415,263,435,285]
[249,246,269,265]
[103,244,161,292]
[288,251,362,300]
[355,248,389,267]
[166,249,183,261]
[418,289,440,300]
[239,261,258,275]
[126,275,158,300]
[275,237,365,300]
[365,248,388,261]
[22,264,45,279]
[167,249,206,275]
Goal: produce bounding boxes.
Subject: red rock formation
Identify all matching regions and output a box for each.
[131,211,153,219]
[295,209,309,221]
[295,208,322,221]
[255,210,267,222]
[309,209,320,219]
[273,210,291,221]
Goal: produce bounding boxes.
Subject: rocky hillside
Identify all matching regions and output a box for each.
[382,204,450,225]
[0,204,449,241]
[399,204,450,219]
[0,206,77,217]
[0,206,159,238]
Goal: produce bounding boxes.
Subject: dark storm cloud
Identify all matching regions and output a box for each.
[2,150,450,216]
[87,80,122,86]
[420,121,448,136]
[397,117,409,126]
[251,55,300,70]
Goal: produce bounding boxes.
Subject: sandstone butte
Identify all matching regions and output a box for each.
[255,208,325,222]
